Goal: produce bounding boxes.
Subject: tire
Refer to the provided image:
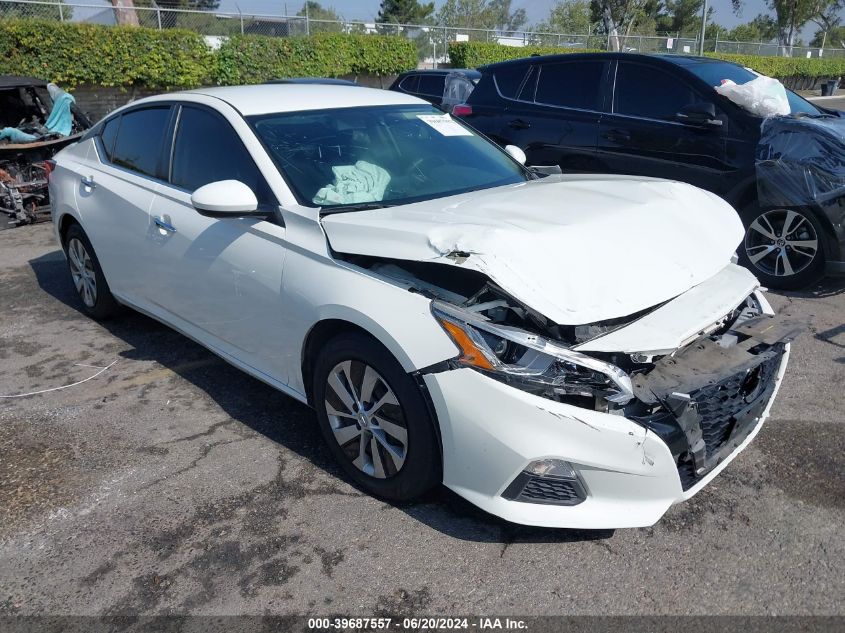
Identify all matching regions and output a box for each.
[63,223,121,320]
[738,204,826,290]
[312,331,441,501]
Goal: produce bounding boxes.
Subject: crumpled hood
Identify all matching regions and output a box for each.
[322,174,745,324]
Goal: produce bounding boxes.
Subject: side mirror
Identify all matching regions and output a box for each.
[191,180,259,217]
[676,102,722,127]
[504,144,527,165]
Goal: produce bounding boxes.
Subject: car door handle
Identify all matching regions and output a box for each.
[154,216,177,233]
[508,118,531,130]
[602,129,631,142]
[80,175,96,189]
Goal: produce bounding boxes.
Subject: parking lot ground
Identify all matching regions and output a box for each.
[0,222,843,616]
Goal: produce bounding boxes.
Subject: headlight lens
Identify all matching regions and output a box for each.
[432,301,633,405]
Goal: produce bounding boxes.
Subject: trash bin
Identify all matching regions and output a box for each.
[822,81,833,96]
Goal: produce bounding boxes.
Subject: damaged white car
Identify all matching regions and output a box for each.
[50,85,796,528]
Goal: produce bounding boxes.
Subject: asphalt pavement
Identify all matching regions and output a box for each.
[0,223,843,616]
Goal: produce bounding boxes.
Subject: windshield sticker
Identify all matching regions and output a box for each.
[416,114,473,136]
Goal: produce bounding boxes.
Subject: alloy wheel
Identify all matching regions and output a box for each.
[744,209,819,278]
[323,360,408,479]
[67,237,97,308]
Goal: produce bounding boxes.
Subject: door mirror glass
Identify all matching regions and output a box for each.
[676,102,722,126]
[505,144,527,165]
[191,180,259,217]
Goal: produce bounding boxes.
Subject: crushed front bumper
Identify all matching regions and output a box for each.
[422,318,793,529]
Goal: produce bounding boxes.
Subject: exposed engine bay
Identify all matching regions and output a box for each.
[0,157,49,226]
[344,254,800,490]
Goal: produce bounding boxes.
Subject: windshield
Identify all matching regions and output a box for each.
[685,61,821,116]
[248,105,527,211]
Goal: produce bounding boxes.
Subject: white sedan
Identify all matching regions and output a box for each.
[49,85,795,529]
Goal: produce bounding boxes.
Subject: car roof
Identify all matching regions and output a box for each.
[264,77,358,85]
[399,68,481,79]
[479,52,741,72]
[0,75,48,89]
[137,84,427,116]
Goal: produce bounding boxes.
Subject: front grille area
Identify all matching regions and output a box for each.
[675,350,784,490]
[502,472,586,506]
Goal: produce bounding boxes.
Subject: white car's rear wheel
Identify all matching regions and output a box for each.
[313,331,441,501]
[63,223,121,319]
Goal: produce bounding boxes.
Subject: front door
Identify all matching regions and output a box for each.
[596,60,729,197]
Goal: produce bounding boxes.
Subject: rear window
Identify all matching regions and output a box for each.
[110,107,170,178]
[535,61,604,110]
[418,75,446,97]
[399,75,418,93]
[99,117,120,161]
[493,65,529,99]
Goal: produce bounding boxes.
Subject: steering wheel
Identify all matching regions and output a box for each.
[408,155,448,183]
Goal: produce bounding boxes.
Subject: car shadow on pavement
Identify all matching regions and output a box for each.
[771,276,845,364]
[29,250,614,545]
[771,275,845,300]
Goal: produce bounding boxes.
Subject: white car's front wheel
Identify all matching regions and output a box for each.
[312,331,441,501]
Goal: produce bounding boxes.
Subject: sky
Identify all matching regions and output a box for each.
[217,0,772,30]
[64,0,820,41]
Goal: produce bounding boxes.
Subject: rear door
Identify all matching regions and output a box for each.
[596,60,729,195]
[74,105,172,304]
[142,103,290,381]
[500,59,607,171]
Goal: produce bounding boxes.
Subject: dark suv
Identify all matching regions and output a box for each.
[389,68,480,111]
[456,53,845,289]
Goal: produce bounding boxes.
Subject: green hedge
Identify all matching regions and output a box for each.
[215,33,417,85]
[448,40,845,80]
[0,19,212,88]
[448,41,599,68]
[0,20,418,89]
[704,53,845,79]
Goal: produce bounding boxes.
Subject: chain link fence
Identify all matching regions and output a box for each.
[2,0,844,61]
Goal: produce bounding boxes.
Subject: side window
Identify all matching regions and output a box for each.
[170,106,273,203]
[99,116,120,161]
[110,107,171,178]
[535,61,604,110]
[494,65,529,99]
[399,75,419,93]
[614,63,698,120]
[517,66,538,101]
[418,75,446,97]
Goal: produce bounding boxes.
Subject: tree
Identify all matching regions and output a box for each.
[436,0,528,34]
[809,0,844,50]
[297,0,343,31]
[725,14,779,41]
[657,0,715,35]
[377,0,435,24]
[111,0,139,26]
[535,0,592,34]
[811,23,845,46]
[731,0,817,54]
[589,0,664,49]
[133,0,221,29]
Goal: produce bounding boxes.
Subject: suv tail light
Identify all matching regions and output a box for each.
[44,159,57,182]
[451,104,473,117]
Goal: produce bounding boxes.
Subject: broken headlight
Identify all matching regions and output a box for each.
[432,301,633,405]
